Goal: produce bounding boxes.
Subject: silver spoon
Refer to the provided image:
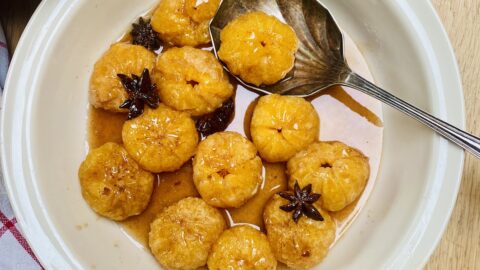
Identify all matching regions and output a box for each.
[209,0,480,158]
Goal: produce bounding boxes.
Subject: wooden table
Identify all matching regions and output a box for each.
[426,1,480,269]
[1,0,479,269]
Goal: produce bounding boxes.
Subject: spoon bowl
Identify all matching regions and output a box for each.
[210,0,480,158]
[210,0,349,96]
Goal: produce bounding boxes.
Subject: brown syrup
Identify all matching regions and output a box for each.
[87,108,292,245]
[88,107,126,149]
[87,84,381,248]
[88,22,382,248]
[83,7,383,268]
[121,163,199,246]
[224,162,288,230]
[316,86,383,127]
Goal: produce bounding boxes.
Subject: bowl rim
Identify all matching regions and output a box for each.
[0,0,465,269]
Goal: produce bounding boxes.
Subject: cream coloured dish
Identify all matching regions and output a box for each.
[0,0,464,269]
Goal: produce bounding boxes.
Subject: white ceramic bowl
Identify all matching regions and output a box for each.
[1,0,464,269]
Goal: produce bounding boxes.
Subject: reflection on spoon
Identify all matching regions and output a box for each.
[210,0,480,158]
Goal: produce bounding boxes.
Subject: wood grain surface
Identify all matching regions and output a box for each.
[0,0,40,53]
[1,0,479,269]
[426,1,480,269]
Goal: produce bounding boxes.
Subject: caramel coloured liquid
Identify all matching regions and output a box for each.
[87,12,382,251]
[87,83,380,247]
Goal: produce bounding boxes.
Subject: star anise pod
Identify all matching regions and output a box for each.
[278,182,324,223]
[195,98,235,137]
[118,68,159,119]
[131,17,161,51]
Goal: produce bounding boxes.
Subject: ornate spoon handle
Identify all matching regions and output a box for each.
[342,72,480,158]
